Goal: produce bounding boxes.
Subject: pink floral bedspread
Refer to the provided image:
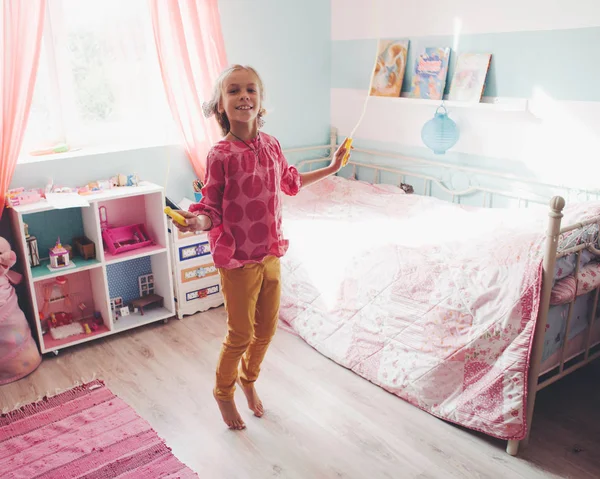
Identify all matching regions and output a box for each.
[279,177,566,440]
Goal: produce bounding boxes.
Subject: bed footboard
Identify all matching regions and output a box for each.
[506,196,565,456]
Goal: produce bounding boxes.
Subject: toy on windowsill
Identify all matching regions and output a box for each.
[29,143,73,156]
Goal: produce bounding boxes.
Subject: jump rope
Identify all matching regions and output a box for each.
[165,1,381,225]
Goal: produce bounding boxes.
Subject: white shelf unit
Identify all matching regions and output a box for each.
[9,182,176,354]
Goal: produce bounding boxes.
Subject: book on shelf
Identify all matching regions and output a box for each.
[369,39,410,98]
[408,47,451,101]
[448,53,492,103]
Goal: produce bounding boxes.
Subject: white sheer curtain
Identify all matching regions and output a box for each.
[21,0,175,158]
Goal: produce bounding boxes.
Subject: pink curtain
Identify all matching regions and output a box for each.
[148,0,228,182]
[0,0,46,218]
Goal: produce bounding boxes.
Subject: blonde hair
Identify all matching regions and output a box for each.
[205,65,266,136]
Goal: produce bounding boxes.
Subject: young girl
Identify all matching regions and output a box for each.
[174,65,350,430]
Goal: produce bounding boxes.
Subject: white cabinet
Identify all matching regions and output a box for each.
[167,224,224,319]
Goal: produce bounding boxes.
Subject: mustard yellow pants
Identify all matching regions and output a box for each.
[215,255,281,401]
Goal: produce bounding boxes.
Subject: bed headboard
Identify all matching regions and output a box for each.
[286,128,600,209]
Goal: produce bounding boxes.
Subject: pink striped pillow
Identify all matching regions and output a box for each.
[550,261,600,305]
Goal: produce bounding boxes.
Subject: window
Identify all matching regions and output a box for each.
[20,0,177,161]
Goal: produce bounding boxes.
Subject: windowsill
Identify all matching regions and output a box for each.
[17,141,184,165]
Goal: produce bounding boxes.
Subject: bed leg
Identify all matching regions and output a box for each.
[506,440,520,456]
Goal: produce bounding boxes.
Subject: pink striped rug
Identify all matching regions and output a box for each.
[0,380,198,478]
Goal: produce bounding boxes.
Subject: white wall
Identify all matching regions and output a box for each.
[332,0,600,39]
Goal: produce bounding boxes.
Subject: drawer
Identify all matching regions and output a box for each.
[176,239,212,262]
[182,281,222,304]
[175,278,224,318]
[170,226,209,246]
[178,260,219,285]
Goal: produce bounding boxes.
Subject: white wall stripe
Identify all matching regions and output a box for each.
[332,0,600,40]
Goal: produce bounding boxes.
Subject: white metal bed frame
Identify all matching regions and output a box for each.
[284,127,600,456]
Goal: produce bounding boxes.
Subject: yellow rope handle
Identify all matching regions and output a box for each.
[164,207,188,227]
[341,138,353,166]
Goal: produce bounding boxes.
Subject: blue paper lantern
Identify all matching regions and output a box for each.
[421,105,459,155]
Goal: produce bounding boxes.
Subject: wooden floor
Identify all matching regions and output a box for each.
[1,308,599,479]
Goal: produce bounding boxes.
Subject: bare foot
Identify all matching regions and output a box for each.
[236,378,265,417]
[213,390,246,430]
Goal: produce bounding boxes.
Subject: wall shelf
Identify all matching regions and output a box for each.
[380,94,530,112]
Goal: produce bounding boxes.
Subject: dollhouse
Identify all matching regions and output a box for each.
[8,182,175,355]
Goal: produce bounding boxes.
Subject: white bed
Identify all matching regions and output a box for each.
[279,129,600,456]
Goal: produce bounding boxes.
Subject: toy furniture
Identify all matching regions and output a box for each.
[0,236,42,384]
[101,223,153,255]
[49,238,70,269]
[8,182,175,355]
[26,235,40,266]
[130,293,164,315]
[167,221,223,319]
[73,236,95,260]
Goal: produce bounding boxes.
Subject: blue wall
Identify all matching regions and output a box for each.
[219,0,331,149]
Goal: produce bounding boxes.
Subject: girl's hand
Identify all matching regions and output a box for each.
[173,211,211,233]
[330,138,352,173]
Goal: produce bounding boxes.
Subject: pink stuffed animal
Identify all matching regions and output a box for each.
[0,236,42,385]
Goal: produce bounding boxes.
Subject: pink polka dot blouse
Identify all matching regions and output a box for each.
[189,132,302,269]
